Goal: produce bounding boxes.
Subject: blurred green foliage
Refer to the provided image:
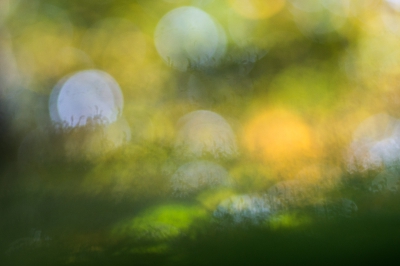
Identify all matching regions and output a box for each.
[2,0,400,265]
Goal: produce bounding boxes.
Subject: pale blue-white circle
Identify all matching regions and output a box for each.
[49,70,123,127]
[154,6,225,71]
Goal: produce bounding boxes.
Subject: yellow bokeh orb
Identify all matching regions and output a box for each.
[243,109,317,165]
[228,0,286,20]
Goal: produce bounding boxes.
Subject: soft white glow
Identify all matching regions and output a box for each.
[154,6,226,71]
[175,110,238,159]
[49,70,123,127]
[382,1,400,35]
[213,194,272,226]
[387,0,400,11]
[347,113,400,172]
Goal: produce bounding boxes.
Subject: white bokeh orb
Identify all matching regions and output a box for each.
[347,113,400,172]
[170,160,232,197]
[175,110,238,159]
[387,0,400,11]
[382,0,400,35]
[213,194,272,226]
[49,70,123,127]
[154,6,225,71]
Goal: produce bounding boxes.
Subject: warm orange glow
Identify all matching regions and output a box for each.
[243,109,316,164]
[228,0,285,20]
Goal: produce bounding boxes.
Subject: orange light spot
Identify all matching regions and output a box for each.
[243,109,316,164]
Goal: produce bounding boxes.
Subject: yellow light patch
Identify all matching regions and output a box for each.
[243,108,317,164]
[196,188,237,211]
[111,203,208,241]
[269,213,312,230]
[228,0,286,20]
